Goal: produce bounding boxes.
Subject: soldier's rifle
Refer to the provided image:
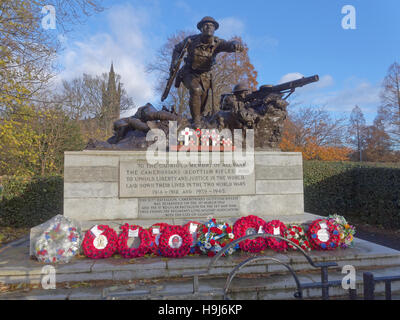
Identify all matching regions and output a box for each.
[161,38,192,102]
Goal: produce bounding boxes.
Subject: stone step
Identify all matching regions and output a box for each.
[1,266,400,300]
[101,266,400,300]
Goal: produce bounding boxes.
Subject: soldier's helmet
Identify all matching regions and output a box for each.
[197,16,219,31]
[233,82,250,93]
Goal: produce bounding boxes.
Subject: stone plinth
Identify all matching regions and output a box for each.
[63,151,304,223]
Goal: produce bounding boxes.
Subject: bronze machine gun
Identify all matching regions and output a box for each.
[245,75,320,102]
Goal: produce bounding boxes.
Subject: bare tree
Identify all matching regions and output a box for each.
[286,106,347,148]
[379,62,400,147]
[146,31,192,115]
[348,105,367,161]
[58,73,134,120]
[57,72,134,139]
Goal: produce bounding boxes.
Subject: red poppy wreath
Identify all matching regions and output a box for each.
[233,215,268,253]
[307,219,340,251]
[117,224,151,259]
[148,223,170,255]
[158,225,192,258]
[264,220,288,252]
[183,221,202,254]
[82,225,118,259]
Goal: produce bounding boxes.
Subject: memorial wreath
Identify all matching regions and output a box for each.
[148,223,170,255]
[117,224,151,258]
[197,219,237,257]
[35,216,81,264]
[158,225,192,258]
[82,225,118,259]
[328,214,356,249]
[284,224,312,252]
[233,215,268,253]
[264,220,288,252]
[307,219,340,251]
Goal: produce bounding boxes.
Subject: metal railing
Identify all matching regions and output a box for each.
[363,272,400,300]
[205,233,339,300]
[102,233,400,300]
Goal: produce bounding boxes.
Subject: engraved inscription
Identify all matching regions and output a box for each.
[120,161,255,198]
[139,196,240,218]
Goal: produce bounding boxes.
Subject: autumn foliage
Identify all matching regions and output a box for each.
[280,118,352,161]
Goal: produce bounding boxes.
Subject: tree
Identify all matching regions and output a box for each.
[283,106,346,146]
[378,62,400,148]
[58,67,135,139]
[146,31,258,116]
[348,105,367,161]
[0,0,103,113]
[147,31,190,115]
[363,117,395,162]
[280,106,351,161]
[210,36,258,114]
[0,101,85,177]
[0,0,103,178]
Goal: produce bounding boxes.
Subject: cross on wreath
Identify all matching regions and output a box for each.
[180,128,193,146]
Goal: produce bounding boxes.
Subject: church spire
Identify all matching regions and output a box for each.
[101,62,121,135]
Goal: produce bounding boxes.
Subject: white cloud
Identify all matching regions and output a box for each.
[57,4,158,113]
[217,17,246,39]
[279,72,304,84]
[311,81,381,113]
[289,76,381,119]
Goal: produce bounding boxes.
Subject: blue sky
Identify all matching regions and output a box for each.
[55,0,400,123]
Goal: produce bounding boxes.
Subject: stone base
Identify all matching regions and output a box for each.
[63,151,305,222]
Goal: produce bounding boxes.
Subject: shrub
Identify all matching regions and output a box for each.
[1,161,400,230]
[0,175,63,228]
[304,161,400,229]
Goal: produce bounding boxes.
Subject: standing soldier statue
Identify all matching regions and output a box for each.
[163,16,244,128]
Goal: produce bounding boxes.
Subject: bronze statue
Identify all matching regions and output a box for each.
[221,82,251,113]
[86,16,321,151]
[166,16,244,128]
[87,103,179,150]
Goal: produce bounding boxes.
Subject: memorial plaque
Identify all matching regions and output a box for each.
[119,160,255,198]
[139,196,240,219]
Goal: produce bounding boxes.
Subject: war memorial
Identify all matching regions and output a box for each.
[1,16,400,301]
